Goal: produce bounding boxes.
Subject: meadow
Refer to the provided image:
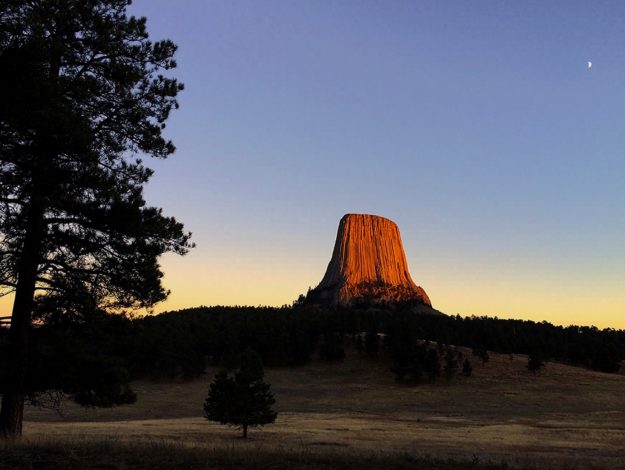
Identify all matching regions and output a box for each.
[13,346,625,469]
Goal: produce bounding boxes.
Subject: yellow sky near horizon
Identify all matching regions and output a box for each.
[151,255,625,330]
[1,250,623,329]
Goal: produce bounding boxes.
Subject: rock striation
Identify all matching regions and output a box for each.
[306,214,431,307]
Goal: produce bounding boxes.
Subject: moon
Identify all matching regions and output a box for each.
[587,61,592,69]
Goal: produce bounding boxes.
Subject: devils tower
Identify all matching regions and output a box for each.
[305,214,431,307]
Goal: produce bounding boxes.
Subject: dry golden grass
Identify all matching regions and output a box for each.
[0,437,519,470]
[20,347,625,469]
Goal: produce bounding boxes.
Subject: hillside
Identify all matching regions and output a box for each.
[22,346,625,469]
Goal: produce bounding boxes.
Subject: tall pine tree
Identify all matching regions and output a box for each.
[0,0,192,437]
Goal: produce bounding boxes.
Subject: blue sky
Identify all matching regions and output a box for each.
[115,0,625,327]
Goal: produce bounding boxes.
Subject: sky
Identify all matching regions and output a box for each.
[3,0,625,328]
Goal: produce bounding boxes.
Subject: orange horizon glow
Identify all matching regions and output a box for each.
[1,246,623,330]
[1,279,623,329]
[145,251,625,329]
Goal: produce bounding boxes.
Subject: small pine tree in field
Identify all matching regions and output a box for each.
[203,349,277,438]
[356,334,364,354]
[527,352,545,373]
[472,346,489,364]
[462,358,473,377]
[443,347,459,381]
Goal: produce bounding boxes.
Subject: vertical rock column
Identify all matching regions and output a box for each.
[309,213,431,306]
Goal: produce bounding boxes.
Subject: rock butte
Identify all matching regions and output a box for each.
[306,213,432,307]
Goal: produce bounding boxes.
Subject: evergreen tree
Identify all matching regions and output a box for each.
[443,347,459,381]
[472,346,489,365]
[590,344,621,373]
[527,352,545,372]
[203,349,277,438]
[425,348,441,382]
[0,0,191,437]
[387,322,420,381]
[319,331,345,361]
[355,333,364,354]
[462,358,473,377]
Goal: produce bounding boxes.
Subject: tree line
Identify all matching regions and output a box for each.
[136,305,625,375]
[2,304,623,411]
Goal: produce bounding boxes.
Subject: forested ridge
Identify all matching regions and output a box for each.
[1,305,623,406]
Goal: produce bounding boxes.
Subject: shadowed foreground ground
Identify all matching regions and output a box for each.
[17,348,625,469]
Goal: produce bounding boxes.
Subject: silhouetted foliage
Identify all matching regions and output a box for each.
[472,346,490,364]
[527,352,545,372]
[356,333,364,354]
[121,307,624,380]
[443,348,460,381]
[386,319,423,381]
[203,349,277,438]
[319,331,345,361]
[364,326,380,356]
[5,305,623,409]
[385,320,451,384]
[462,358,473,377]
[590,344,622,373]
[0,0,191,437]
[425,349,441,382]
[1,312,137,409]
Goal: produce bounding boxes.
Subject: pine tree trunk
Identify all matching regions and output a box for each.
[243,423,248,438]
[0,199,44,438]
[0,41,58,438]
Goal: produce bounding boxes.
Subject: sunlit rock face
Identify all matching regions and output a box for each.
[306,213,431,307]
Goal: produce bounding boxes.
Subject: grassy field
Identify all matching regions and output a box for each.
[16,346,625,469]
